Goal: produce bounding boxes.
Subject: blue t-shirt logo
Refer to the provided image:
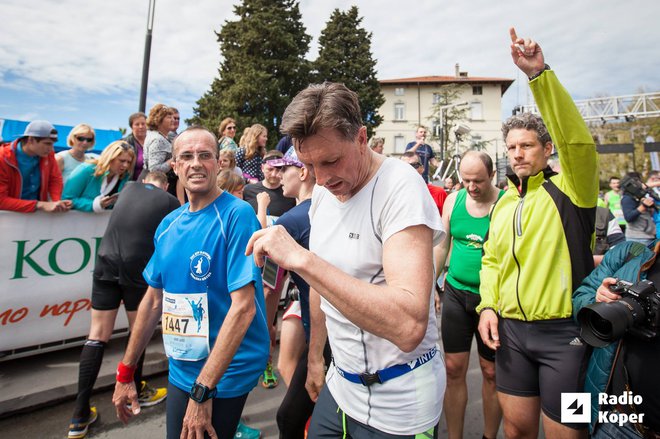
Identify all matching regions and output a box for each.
[189,251,211,281]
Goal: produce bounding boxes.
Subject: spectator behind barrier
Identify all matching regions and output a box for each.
[56,123,96,183]
[167,107,180,142]
[123,112,148,180]
[218,149,243,178]
[218,117,239,152]
[62,141,135,212]
[0,119,71,213]
[217,169,245,200]
[235,124,268,183]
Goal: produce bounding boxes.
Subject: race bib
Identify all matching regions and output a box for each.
[162,291,210,361]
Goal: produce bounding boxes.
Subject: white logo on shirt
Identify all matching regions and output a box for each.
[189,251,211,281]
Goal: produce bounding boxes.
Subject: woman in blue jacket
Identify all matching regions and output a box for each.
[63,141,135,212]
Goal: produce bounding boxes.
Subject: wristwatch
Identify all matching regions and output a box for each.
[528,64,550,81]
[189,382,217,403]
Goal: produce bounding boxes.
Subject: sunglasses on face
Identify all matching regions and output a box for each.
[76,136,94,143]
[227,126,236,130]
[410,162,422,169]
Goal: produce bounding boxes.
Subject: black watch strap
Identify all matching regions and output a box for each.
[528,64,550,81]
[190,382,217,403]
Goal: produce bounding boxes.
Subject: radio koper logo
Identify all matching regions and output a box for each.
[561,393,591,423]
[561,391,646,425]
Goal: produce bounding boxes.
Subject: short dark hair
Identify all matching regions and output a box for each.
[401,151,417,159]
[172,126,218,156]
[144,171,168,186]
[609,176,620,182]
[461,150,494,174]
[128,112,147,128]
[280,82,362,144]
[263,150,283,162]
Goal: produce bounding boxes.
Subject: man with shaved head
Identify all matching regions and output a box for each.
[436,150,503,439]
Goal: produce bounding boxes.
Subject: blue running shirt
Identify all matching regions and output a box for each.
[144,192,270,397]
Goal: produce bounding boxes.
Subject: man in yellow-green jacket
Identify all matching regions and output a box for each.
[477,28,598,439]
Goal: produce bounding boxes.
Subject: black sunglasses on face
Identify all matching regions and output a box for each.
[410,162,422,169]
[76,136,94,142]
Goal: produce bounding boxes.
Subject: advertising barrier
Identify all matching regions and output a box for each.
[0,211,129,360]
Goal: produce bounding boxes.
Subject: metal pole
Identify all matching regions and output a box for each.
[439,109,445,161]
[138,0,156,113]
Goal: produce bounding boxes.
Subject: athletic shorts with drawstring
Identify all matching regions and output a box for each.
[496,318,590,428]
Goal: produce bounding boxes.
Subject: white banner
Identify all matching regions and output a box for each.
[0,211,128,356]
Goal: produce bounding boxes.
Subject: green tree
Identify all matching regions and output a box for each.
[188,0,311,146]
[313,6,385,138]
[428,84,470,160]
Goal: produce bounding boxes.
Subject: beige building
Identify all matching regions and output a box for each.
[376,65,513,162]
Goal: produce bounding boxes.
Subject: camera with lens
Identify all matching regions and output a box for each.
[621,175,660,202]
[578,279,660,347]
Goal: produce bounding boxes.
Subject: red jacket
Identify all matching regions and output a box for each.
[427,184,447,216]
[0,139,63,212]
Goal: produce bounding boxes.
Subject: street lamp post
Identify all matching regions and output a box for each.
[139,0,156,113]
[438,101,469,161]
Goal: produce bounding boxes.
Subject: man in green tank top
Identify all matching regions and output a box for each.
[436,150,503,439]
[604,176,626,232]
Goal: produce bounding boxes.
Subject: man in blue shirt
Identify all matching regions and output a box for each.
[406,126,439,183]
[112,127,269,439]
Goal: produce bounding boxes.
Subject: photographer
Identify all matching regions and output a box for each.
[621,172,656,246]
[573,240,660,438]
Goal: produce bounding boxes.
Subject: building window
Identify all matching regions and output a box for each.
[472,85,483,95]
[394,103,405,121]
[432,93,440,104]
[394,87,405,96]
[470,102,483,120]
[394,135,406,154]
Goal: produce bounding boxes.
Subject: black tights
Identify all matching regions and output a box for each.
[277,342,331,439]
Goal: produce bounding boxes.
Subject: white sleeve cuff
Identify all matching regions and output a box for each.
[92,196,104,213]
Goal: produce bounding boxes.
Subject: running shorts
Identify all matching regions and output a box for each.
[91,277,146,311]
[496,318,590,427]
[441,281,495,362]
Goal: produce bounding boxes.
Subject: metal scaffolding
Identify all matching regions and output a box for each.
[516,92,660,122]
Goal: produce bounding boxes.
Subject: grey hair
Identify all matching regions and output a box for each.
[502,112,552,145]
[280,82,363,144]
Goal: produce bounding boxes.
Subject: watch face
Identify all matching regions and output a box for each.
[192,384,205,400]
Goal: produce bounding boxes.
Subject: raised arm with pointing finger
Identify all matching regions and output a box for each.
[475,27,597,439]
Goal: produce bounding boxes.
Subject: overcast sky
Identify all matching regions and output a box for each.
[1,0,658,132]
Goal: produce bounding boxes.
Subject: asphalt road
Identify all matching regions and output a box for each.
[0,319,510,438]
